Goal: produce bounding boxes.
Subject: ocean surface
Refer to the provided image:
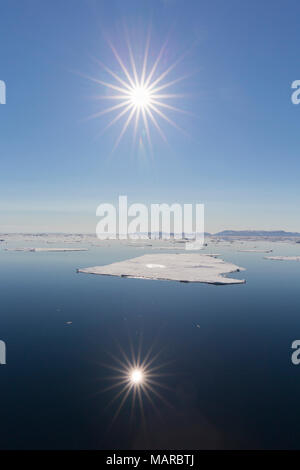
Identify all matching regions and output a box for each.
[1,239,300,449]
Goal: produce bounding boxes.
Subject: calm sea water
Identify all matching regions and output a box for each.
[1,240,300,449]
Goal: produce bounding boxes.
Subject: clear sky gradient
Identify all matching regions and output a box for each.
[1,0,300,233]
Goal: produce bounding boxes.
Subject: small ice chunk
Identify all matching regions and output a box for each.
[146,263,166,268]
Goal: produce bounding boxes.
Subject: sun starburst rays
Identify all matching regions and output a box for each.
[88,33,188,151]
[99,339,173,427]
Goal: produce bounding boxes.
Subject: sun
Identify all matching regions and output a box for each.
[130,368,144,385]
[100,337,172,426]
[85,30,188,151]
[130,86,151,109]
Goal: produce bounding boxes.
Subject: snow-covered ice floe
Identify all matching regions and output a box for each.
[77,253,246,285]
[264,256,300,261]
[238,249,273,253]
[5,247,88,252]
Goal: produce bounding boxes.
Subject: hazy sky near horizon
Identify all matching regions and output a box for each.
[1,0,300,233]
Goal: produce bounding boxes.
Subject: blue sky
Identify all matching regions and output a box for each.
[0,0,300,233]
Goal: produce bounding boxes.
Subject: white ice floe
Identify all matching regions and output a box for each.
[78,253,245,285]
[5,247,88,252]
[265,256,300,261]
[238,249,273,253]
[185,240,205,250]
[146,263,166,268]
